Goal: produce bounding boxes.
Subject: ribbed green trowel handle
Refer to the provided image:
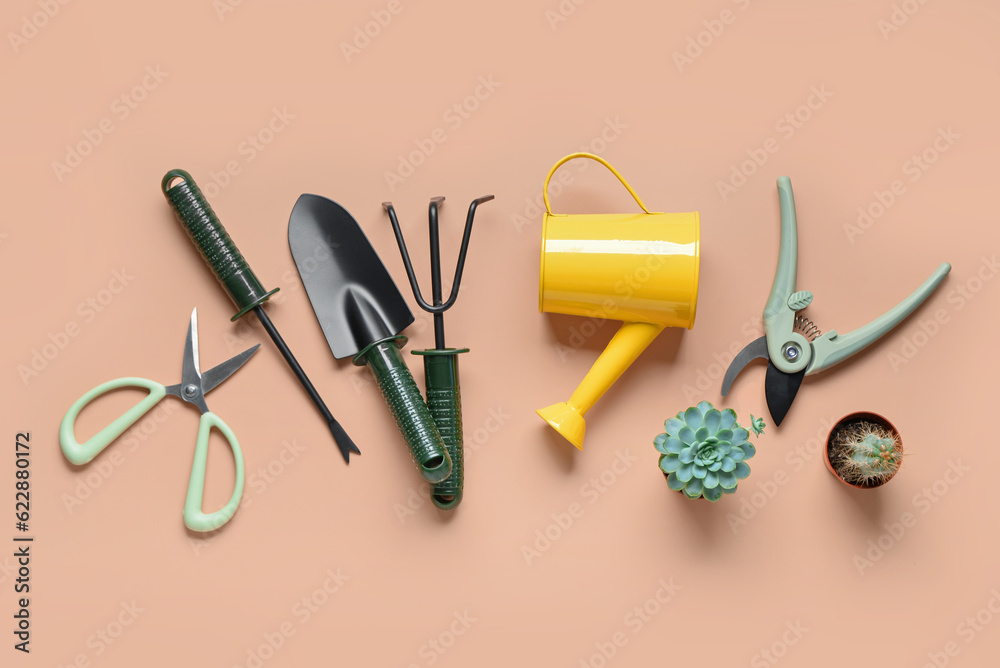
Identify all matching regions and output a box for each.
[417,350,468,509]
[161,169,278,321]
[358,337,452,483]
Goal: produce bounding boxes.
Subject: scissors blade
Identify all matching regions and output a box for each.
[764,361,805,427]
[181,308,202,388]
[721,336,770,396]
[201,344,260,395]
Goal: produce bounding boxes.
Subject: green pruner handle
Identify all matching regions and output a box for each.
[354,336,452,483]
[184,411,245,532]
[414,348,469,510]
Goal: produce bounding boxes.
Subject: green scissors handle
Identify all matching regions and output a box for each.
[59,376,246,532]
[60,377,167,465]
[184,411,245,532]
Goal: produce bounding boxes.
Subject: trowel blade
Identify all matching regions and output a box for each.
[288,194,414,359]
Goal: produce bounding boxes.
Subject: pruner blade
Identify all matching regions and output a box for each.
[764,362,805,427]
[721,336,769,396]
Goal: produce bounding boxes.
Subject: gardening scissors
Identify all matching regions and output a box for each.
[60,308,259,532]
[721,176,951,426]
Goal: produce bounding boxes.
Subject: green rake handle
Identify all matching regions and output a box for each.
[415,349,468,509]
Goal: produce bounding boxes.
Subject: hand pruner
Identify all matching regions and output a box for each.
[60,308,259,532]
[721,176,951,426]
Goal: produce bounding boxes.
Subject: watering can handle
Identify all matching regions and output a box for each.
[543,153,653,215]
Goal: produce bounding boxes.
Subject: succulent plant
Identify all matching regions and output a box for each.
[654,401,756,502]
[830,421,902,486]
[750,415,766,437]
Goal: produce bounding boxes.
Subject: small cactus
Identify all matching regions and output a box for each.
[830,421,902,486]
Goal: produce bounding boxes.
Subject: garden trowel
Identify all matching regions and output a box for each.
[288,194,452,483]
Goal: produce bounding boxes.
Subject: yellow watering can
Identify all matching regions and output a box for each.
[537,153,700,449]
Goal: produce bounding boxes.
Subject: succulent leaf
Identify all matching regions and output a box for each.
[704,486,723,502]
[719,470,738,489]
[684,407,704,430]
[660,456,682,473]
[704,409,722,433]
[664,417,685,436]
[663,437,685,454]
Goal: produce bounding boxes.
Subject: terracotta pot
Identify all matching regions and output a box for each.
[825,412,902,489]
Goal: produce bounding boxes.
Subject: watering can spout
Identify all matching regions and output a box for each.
[538,321,665,449]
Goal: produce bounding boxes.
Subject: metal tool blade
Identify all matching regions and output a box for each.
[764,361,805,427]
[201,344,260,395]
[289,194,414,360]
[181,308,202,386]
[721,336,770,396]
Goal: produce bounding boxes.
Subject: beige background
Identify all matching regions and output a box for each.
[2,0,999,665]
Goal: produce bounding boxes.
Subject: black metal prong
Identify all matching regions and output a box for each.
[446,195,494,312]
[428,197,446,348]
[384,200,436,314]
[383,195,494,321]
